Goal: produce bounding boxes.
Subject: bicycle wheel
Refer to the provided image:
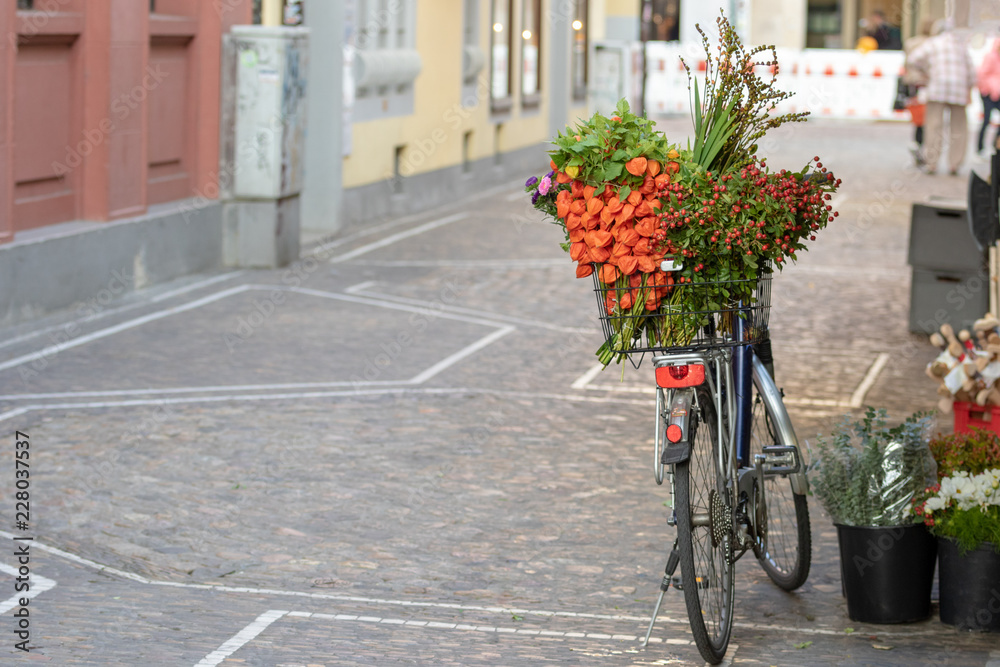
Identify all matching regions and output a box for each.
[675,386,735,665]
[749,366,811,591]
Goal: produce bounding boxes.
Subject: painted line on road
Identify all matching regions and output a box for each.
[0,272,244,353]
[194,609,288,667]
[849,352,890,408]
[342,286,593,333]
[409,327,516,384]
[0,561,56,615]
[0,285,253,373]
[327,213,469,263]
[0,388,652,423]
[571,363,605,389]
[0,530,949,641]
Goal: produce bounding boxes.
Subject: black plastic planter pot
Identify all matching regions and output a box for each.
[938,538,1000,632]
[836,523,937,624]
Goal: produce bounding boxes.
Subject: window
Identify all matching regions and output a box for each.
[490,0,513,112]
[572,0,588,102]
[521,0,541,107]
[353,0,421,119]
[17,0,34,8]
[253,0,263,24]
[461,0,485,106]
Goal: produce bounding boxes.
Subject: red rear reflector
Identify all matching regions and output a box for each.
[655,364,706,388]
[666,424,683,443]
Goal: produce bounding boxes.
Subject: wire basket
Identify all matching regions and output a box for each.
[591,264,772,355]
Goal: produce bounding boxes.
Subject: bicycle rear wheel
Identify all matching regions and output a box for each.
[749,364,811,591]
[675,386,735,665]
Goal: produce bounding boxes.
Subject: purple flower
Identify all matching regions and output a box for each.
[526,176,538,188]
[538,175,552,195]
[531,191,540,205]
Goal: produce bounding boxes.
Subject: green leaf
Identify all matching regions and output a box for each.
[618,185,631,202]
[794,641,812,649]
[604,162,624,180]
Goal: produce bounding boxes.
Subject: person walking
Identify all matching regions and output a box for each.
[902,18,934,166]
[906,21,977,175]
[977,36,1000,156]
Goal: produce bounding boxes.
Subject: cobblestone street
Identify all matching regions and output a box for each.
[1,118,998,665]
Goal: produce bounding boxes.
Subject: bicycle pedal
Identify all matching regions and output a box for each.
[762,445,801,474]
[660,442,691,465]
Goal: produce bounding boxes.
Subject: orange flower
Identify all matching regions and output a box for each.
[569,227,586,242]
[556,171,573,183]
[617,227,640,247]
[587,198,604,216]
[585,229,613,247]
[627,190,642,207]
[639,175,656,195]
[600,264,619,285]
[569,199,586,215]
[570,241,587,261]
[637,255,659,273]
[599,207,615,227]
[633,237,651,255]
[634,200,653,218]
[654,174,671,189]
[646,160,661,177]
[620,291,634,310]
[645,294,660,310]
[556,200,571,219]
[618,255,639,276]
[664,161,680,175]
[571,180,586,199]
[615,204,636,225]
[636,216,658,237]
[583,184,597,202]
[576,263,594,278]
[589,246,611,263]
[565,213,583,231]
[583,213,600,230]
[625,157,648,176]
[550,159,558,170]
[629,274,644,289]
[606,197,624,214]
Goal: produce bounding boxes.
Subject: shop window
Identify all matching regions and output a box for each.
[353,0,421,119]
[521,0,541,108]
[462,0,485,106]
[490,0,513,113]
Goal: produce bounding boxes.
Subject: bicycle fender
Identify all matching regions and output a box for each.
[661,388,695,465]
[751,354,809,495]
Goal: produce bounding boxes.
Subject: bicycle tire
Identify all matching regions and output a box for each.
[749,366,811,591]
[675,386,735,665]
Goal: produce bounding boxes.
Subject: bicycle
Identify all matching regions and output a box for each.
[593,260,811,665]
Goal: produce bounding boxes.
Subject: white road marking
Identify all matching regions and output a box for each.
[986,649,1000,667]
[0,531,953,640]
[340,286,592,333]
[849,352,890,408]
[0,561,56,614]
[344,279,379,294]
[571,363,606,389]
[0,285,253,373]
[327,213,468,263]
[409,327,516,384]
[194,609,288,667]
[0,272,243,353]
[0,388,651,424]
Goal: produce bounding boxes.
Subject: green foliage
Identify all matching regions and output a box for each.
[810,408,936,527]
[549,99,682,194]
[936,506,1000,554]
[928,428,1000,479]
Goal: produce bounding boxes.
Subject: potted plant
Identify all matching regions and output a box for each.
[913,429,1000,631]
[810,408,938,623]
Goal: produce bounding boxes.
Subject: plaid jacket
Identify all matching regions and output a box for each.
[907,32,977,106]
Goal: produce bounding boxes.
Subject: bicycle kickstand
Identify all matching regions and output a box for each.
[642,538,680,647]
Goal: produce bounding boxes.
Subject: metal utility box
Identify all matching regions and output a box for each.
[220,26,309,268]
[908,201,989,334]
[907,202,986,272]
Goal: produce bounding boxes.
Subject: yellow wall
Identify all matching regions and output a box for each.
[343,0,564,189]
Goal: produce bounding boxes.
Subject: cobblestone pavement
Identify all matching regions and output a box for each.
[0,119,998,666]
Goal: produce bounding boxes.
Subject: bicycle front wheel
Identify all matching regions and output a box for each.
[749,362,811,590]
[675,386,735,665]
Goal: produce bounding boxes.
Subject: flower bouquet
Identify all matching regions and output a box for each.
[526,13,840,366]
[913,429,1000,553]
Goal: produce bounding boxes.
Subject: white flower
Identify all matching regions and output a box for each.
[924,496,947,512]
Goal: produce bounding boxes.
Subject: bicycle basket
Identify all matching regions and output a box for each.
[591,263,772,355]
